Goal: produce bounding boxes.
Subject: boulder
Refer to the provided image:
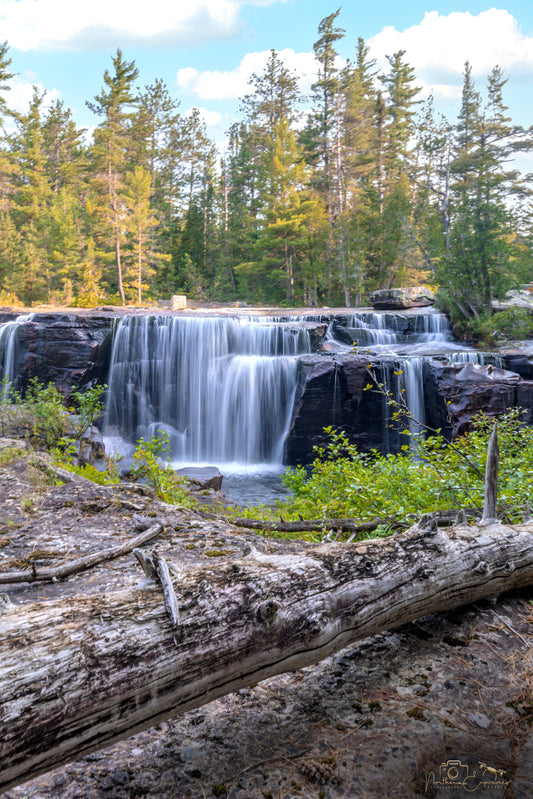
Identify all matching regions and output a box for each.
[501,350,533,379]
[427,360,523,436]
[170,294,187,310]
[283,355,395,465]
[369,287,436,310]
[175,466,223,492]
[492,289,533,311]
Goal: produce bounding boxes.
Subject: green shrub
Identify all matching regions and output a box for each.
[67,384,106,464]
[5,378,69,449]
[241,410,533,536]
[131,433,195,506]
[60,461,120,485]
[477,307,533,343]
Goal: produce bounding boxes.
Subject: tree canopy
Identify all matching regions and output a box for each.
[0,14,530,314]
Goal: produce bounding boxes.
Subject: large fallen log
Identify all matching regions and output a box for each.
[1,516,533,792]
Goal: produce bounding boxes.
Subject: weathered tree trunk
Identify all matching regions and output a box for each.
[2,518,533,792]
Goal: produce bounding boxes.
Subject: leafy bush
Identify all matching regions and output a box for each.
[252,410,533,533]
[60,461,120,485]
[131,433,195,506]
[66,384,106,464]
[440,301,533,346]
[476,307,533,344]
[0,378,68,448]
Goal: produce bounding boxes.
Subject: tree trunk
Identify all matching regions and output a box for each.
[2,518,533,792]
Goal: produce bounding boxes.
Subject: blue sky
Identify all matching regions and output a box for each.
[2,1,533,151]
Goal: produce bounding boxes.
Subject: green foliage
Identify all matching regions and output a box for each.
[65,383,106,464]
[0,446,21,467]
[476,307,533,345]
[19,378,68,449]
[0,20,531,307]
[264,411,533,531]
[131,433,195,506]
[59,460,120,485]
[441,304,533,346]
[0,379,124,486]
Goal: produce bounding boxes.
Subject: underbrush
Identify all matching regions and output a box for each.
[0,379,196,507]
[130,433,195,506]
[232,410,533,538]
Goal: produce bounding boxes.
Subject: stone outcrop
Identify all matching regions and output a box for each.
[284,355,396,464]
[369,287,436,310]
[284,354,533,465]
[425,359,533,436]
[175,466,223,492]
[501,349,533,379]
[4,312,115,397]
[493,288,533,311]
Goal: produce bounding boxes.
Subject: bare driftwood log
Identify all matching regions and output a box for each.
[230,516,385,533]
[229,509,478,535]
[2,518,533,791]
[133,548,180,627]
[0,522,164,585]
[482,424,499,525]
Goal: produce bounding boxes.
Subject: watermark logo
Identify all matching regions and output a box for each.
[424,759,510,792]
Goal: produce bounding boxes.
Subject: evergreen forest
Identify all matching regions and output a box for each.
[0,9,532,321]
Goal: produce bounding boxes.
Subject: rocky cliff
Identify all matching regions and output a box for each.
[1,311,115,396]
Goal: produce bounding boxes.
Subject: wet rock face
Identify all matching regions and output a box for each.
[284,355,533,465]
[283,355,395,465]
[501,350,533,380]
[9,313,114,397]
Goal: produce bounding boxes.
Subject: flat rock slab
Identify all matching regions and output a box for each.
[370,287,436,310]
[175,466,223,491]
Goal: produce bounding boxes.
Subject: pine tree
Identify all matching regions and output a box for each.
[88,49,139,304]
[0,41,17,298]
[122,166,163,303]
[338,38,378,303]
[10,89,53,303]
[372,50,421,289]
[305,9,345,301]
[442,63,533,319]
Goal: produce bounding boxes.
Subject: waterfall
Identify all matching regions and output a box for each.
[446,351,503,368]
[410,313,451,343]
[104,314,311,465]
[0,314,32,390]
[399,357,427,437]
[345,312,399,346]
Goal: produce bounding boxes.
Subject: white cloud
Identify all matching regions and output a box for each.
[0,0,284,51]
[177,48,317,101]
[368,9,533,85]
[0,80,60,134]
[9,80,60,114]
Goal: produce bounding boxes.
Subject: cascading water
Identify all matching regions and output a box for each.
[323,309,494,441]
[409,312,451,343]
[344,312,400,346]
[399,357,427,436]
[0,314,32,390]
[446,351,503,368]
[104,314,311,466]
[0,306,523,504]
